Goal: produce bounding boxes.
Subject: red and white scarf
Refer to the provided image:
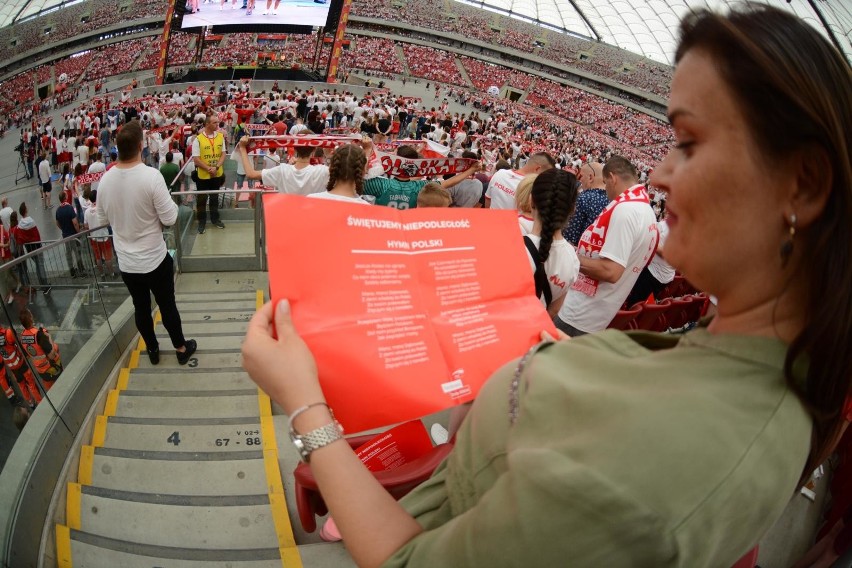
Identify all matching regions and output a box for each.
[572,184,655,297]
[246,134,361,151]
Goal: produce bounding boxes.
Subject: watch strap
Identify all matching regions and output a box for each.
[292,420,344,462]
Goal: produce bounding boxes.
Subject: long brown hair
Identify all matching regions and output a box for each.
[677,6,852,481]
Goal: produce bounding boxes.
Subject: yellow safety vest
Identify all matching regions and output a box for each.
[196,131,224,179]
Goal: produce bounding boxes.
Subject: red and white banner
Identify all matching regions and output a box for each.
[374,139,426,152]
[246,123,274,132]
[246,134,361,151]
[375,152,477,178]
[76,171,104,185]
[157,103,184,113]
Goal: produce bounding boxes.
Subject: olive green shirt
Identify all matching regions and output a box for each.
[384,329,811,567]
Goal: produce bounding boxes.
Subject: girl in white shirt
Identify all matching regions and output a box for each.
[525,168,581,317]
[513,173,538,236]
[307,144,371,205]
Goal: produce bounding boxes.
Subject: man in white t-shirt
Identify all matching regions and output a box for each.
[87,152,106,191]
[96,120,196,366]
[485,152,554,210]
[555,156,659,336]
[625,218,676,306]
[237,135,329,196]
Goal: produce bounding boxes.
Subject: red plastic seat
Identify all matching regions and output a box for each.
[658,275,682,300]
[293,435,454,532]
[633,299,671,332]
[682,293,709,324]
[607,305,643,330]
[730,546,759,568]
[666,296,694,329]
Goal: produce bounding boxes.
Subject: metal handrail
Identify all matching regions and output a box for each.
[3,225,113,273]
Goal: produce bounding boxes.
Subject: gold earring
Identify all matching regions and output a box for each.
[780,213,797,267]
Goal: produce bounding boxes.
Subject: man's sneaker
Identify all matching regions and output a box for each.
[148,348,160,365]
[212,220,225,229]
[177,339,197,365]
[198,224,206,234]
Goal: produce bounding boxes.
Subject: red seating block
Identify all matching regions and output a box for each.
[607,305,643,330]
[293,434,453,532]
[632,299,671,332]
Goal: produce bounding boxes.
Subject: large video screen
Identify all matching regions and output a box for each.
[179,0,335,29]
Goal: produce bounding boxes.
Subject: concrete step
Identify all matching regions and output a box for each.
[155,321,249,337]
[85,447,268,496]
[176,292,258,303]
[176,310,254,323]
[65,529,282,568]
[99,417,263,453]
[111,392,260,419]
[299,542,357,568]
[135,351,243,371]
[145,335,244,351]
[75,486,280,549]
[124,370,254,391]
[180,300,258,312]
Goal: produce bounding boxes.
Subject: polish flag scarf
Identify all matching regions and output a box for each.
[572,184,656,297]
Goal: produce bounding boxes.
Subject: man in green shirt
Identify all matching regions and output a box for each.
[159,152,181,204]
[363,145,480,209]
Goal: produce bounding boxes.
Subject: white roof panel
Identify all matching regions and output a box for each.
[455,0,851,65]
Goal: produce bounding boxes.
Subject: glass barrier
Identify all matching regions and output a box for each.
[171,184,268,273]
[0,227,131,473]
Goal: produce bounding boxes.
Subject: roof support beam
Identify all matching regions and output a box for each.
[806,0,849,66]
[13,0,34,24]
[565,0,600,41]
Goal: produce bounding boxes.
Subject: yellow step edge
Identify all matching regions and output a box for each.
[258,390,272,417]
[116,368,130,391]
[91,415,108,447]
[154,310,162,324]
[137,337,146,351]
[66,483,82,530]
[55,524,72,568]
[104,390,119,417]
[269,493,299,554]
[128,350,140,369]
[260,415,277,452]
[256,289,264,310]
[263,448,284,495]
[78,446,94,486]
[280,546,303,568]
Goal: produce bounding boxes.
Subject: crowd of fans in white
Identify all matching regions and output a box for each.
[0,0,675,158]
[349,0,673,96]
[0,0,673,98]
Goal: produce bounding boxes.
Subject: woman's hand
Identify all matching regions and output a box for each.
[242,300,324,414]
[540,328,570,342]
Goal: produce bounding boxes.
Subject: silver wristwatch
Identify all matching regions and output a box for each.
[289,404,344,463]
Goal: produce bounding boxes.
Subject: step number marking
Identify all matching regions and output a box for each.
[167,431,181,446]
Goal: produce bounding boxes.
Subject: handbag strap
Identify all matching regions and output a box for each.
[509,340,555,426]
[523,236,553,307]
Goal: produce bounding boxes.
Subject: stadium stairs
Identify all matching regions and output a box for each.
[394,44,411,77]
[54,289,313,567]
[454,57,474,89]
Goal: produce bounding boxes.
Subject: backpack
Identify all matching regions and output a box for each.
[523,236,552,307]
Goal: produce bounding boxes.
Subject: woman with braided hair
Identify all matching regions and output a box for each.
[523,168,580,316]
[306,144,372,206]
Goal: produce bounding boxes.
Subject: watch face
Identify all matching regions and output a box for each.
[290,433,307,454]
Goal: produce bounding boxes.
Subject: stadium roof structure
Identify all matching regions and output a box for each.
[0,0,86,30]
[454,0,851,65]
[1,0,850,66]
